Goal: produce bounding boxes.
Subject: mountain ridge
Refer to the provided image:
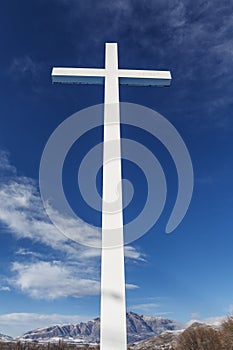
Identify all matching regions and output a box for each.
[15,311,182,344]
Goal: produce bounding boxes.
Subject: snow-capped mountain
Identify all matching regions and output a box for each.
[0,333,13,342]
[17,312,182,344]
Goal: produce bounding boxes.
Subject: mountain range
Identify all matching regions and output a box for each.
[6,312,182,345]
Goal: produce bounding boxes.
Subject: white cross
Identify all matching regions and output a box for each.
[52,43,171,350]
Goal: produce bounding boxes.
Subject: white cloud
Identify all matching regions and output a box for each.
[8,260,138,299]
[131,303,161,310]
[57,0,233,83]
[125,284,139,290]
[9,261,100,299]
[128,298,175,316]
[61,243,145,262]
[130,303,162,314]
[0,286,11,292]
[0,151,144,299]
[0,179,76,257]
[0,166,93,258]
[185,315,225,328]
[0,175,144,261]
[0,150,16,176]
[16,248,44,259]
[203,316,225,326]
[124,246,146,262]
[0,151,144,260]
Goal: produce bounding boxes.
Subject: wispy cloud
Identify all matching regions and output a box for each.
[16,248,44,259]
[0,150,16,176]
[8,260,138,299]
[62,0,233,74]
[57,0,233,128]
[130,303,161,313]
[0,177,76,257]
[186,315,225,327]
[124,246,146,262]
[9,56,40,80]
[7,55,48,95]
[125,284,139,290]
[128,295,174,316]
[0,150,143,299]
[0,286,11,292]
[129,301,174,317]
[9,261,100,300]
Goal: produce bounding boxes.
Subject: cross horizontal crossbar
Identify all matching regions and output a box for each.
[52,67,172,86]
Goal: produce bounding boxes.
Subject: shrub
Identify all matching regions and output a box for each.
[220,316,233,350]
[175,322,223,350]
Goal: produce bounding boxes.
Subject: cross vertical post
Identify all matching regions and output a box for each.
[101,43,127,350]
[51,42,171,350]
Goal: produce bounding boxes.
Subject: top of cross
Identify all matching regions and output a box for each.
[52,43,172,87]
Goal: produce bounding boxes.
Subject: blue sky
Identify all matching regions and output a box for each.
[0,0,233,337]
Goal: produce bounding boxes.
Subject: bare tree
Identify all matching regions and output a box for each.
[220,316,233,350]
[175,322,223,350]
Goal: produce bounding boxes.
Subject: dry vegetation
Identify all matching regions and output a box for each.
[220,315,233,350]
[175,323,222,350]
[175,316,233,350]
[0,341,100,350]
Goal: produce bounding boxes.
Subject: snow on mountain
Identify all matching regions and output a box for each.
[142,314,183,334]
[17,319,100,345]
[17,312,183,344]
[0,333,13,342]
